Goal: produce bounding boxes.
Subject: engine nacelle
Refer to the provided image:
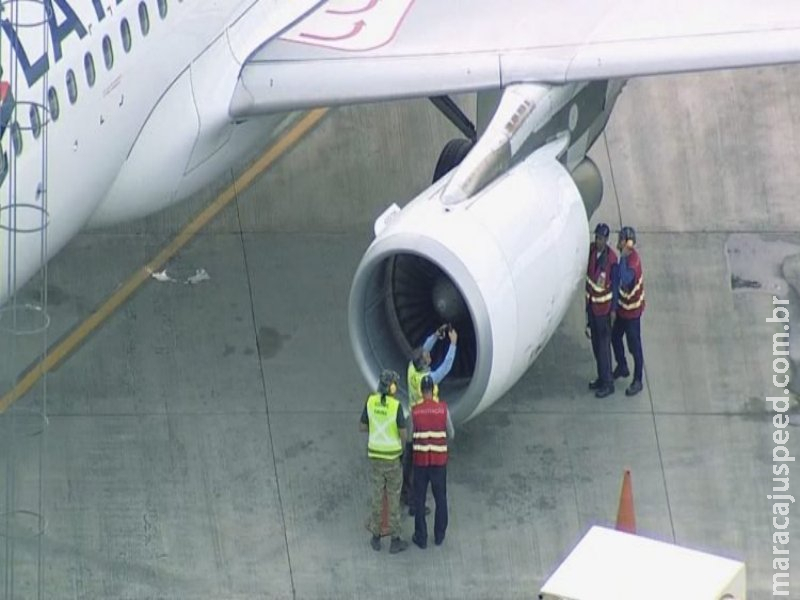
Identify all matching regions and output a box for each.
[349,148,591,424]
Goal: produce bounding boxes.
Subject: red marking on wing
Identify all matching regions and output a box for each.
[325,0,379,15]
[299,19,366,41]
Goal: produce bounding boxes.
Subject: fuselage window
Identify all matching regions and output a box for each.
[10,123,22,156]
[47,87,59,121]
[29,104,41,139]
[121,18,132,53]
[102,36,114,70]
[138,2,150,35]
[66,69,78,105]
[157,0,167,19]
[84,52,96,87]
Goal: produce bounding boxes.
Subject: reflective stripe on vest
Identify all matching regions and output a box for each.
[585,247,615,308]
[366,393,402,460]
[619,292,645,310]
[585,276,607,294]
[586,288,613,304]
[619,276,644,310]
[412,443,448,452]
[413,430,446,439]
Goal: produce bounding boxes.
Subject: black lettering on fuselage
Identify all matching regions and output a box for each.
[44,0,87,62]
[0,20,49,87]
[91,0,106,21]
[1,0,93,87]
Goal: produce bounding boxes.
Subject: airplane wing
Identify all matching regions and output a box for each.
[230,0,800,117]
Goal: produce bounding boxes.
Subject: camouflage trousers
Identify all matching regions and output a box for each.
[368,457,402,537]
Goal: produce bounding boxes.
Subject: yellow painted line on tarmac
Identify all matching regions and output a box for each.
[0,108,329,413]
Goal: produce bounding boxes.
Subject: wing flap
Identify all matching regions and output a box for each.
[231,0,800,117]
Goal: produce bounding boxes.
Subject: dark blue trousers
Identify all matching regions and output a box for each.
[612,316,644,382]
[413,465,447,544]
[588,311,612,384]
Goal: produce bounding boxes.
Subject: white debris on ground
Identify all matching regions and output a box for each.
[149,269,176,283]
[148,267,211,285]
[185,268,210,285]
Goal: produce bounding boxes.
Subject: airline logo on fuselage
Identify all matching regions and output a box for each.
[2,0,113,88]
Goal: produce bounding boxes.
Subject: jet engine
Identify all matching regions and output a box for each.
[349,147,598,424]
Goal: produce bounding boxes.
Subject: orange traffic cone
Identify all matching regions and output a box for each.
[615,469,636,534]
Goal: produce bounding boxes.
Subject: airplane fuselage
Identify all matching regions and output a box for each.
[0,0,322,304]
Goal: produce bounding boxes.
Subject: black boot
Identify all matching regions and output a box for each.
[588,378,602,390]
[626,380,643,396]
[370,535,381,551]
[595,383,615,398]
[389,537,409,554]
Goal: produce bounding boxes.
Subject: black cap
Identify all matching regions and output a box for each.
[594,223,610,238]
[420,375,435,393]
[619,225,636,244]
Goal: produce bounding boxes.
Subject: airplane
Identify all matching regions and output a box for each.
[1,0,800,425]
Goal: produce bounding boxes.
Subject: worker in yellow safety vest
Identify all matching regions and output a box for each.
[359,369,409,554]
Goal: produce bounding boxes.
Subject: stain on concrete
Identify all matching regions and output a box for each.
[257,326,292,359]
[45,284,69,306]
[243,347,255,356]
[731,275,761,290]
[725,234,798,296]
[223,344,235,358]
[726,234,800,395]
[284,439,315,460]
[313,473,355,523]
[17,283,69,307]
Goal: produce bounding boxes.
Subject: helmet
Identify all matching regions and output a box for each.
[594,223,610,238]
[619,226,636,245]
[420,375,435,394]
[378,369,399,394]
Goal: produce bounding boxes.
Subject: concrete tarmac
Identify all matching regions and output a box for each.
[2,67,800,598]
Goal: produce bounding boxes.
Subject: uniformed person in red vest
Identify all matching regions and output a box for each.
[586,223,618,398]
[410,375,454,548]
[612,226,646,396]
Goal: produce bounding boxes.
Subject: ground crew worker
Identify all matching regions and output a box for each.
[402,324,458,513]
[359,369,409,553]
[585,223,618,398]
[407,324,458,406]
[411,375,454,549]
[612,226,646,396]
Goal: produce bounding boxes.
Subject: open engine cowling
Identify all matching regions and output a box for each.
[349,149,591,424]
